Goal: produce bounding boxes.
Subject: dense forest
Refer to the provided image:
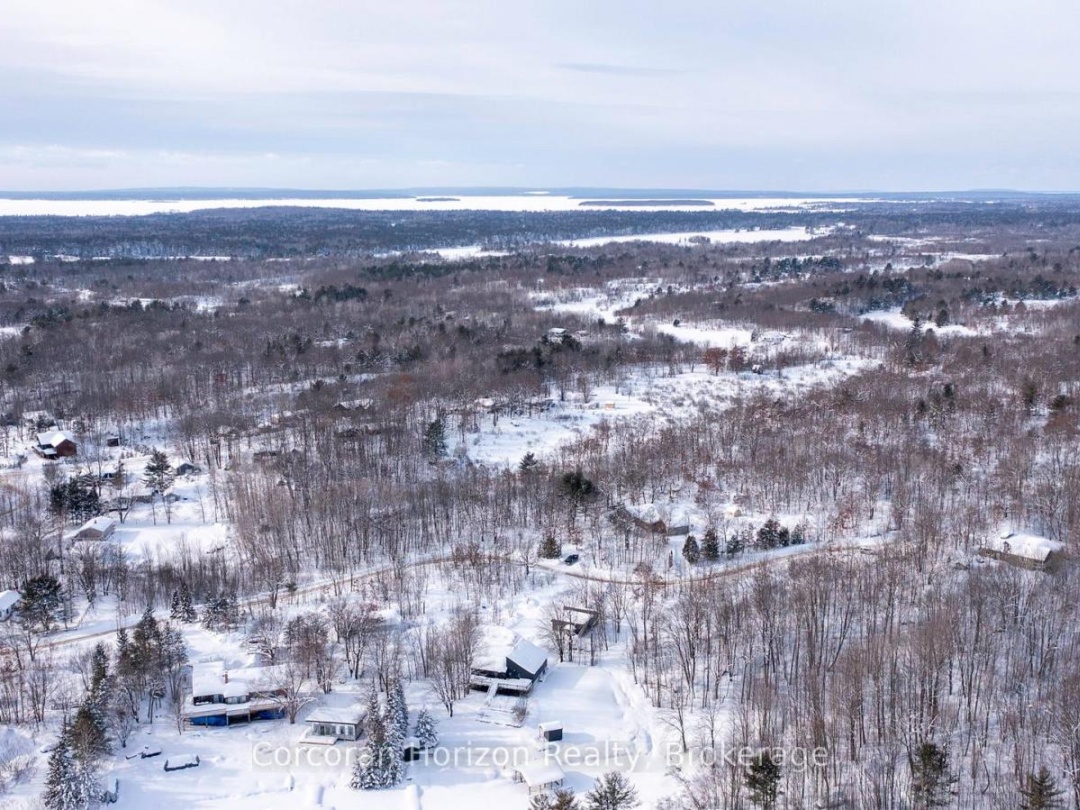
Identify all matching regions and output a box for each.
[1,199,1080,808]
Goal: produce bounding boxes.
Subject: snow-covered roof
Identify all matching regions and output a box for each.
[191,660,288,699]
[508,638,548,677]
[306,705,366,726]
[222,679,252,699]
[0,590,19,612]
[36,430,74,448]
[986,532,1063,562]
[518,761,565,787]
[537,721,563,732]
[191,661,227,697]
[474,627,548,676]
[77,516,116,536]
[474,626,517,673]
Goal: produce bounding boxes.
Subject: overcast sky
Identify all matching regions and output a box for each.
[3,0,1080,192]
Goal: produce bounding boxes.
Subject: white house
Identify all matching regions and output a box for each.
[518,761,565,795]
[0,590,20,621]
[303,704,366,743]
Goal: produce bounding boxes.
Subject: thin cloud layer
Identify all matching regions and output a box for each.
[2,1,1079,191]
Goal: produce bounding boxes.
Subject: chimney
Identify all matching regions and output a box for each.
[223,671,229,684]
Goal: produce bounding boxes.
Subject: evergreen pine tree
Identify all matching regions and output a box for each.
[423,416,447,459]
[745,751,781,809]
[385,677,409,747]
[519,452,540,473]
[170,589,183,620]
[88,642,110,698]
[201,590,239,630]
[133,605,161,655]
[701,528,720,562]
[533,790,579,810]
[202,595,222,629]
[179,582,197,622]
[413,708,439,749]
[69,699,111,765]
[352,683,403,788]
[910,742,955,809]
[17,574,63,631]
[1020,766,1065,810]
[682,534,700,564]
[756,519,783,550]
[142,449,175,494]
[583,771,639,810]
[539,533,562,560]
[223,589,240,628]
[43,723,94,810]
[789,522,807,546]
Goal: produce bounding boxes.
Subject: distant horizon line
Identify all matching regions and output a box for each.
[1,186,1079,201]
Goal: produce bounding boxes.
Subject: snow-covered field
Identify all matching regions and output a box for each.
[860,301,1077,337]
[555,226,825,249]
[397,225,824,262]
[461,355,873,468]
[860,308,977,337]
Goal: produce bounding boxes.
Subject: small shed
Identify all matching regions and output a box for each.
[0,589,19,621]
[518,761,565,795]
[73,516,117,542]
[551,606,599,638]
[538,721,563,742]
[403,736,421,762]
[304,705,366,742]
[175,461,199,476]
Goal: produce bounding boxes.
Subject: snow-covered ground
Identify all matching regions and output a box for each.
[461,355,873,468]
[398,224,824,262]
[1,536,692,810]
[555,226,825,249]
[860,302,1077,337]
[860,308,977,337]
[457,283,873,467]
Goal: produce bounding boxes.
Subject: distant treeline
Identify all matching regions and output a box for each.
[3,199,1080,259]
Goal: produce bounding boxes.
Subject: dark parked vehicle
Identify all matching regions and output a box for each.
[563,554,580,565]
